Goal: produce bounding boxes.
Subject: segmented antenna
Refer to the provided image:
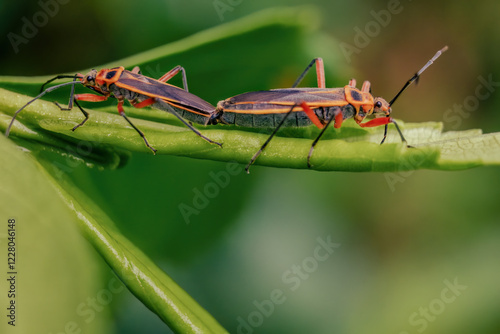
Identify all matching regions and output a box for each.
[5,80,83,137]
[388,46,448,107]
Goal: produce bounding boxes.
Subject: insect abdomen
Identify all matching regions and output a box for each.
[217,105,355,128]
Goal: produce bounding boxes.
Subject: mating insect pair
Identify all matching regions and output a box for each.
[5,46,448,172]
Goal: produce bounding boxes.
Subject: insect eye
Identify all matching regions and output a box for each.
[375,101,382,108]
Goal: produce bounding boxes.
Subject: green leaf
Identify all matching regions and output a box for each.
[0,135,111,334]
[2,87,499,172]
[0,133,227,333]
[44,166,228,334]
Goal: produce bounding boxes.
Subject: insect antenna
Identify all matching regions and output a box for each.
[40,74,82,93]
[380,46,448,144]
[5,80,83,137]
[389,46,448,107]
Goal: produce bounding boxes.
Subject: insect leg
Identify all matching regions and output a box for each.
[361,81,371,93]
[131,65,189,91]
[130,98,156,109]
[40,74,82,93]
[358,117,408,145]
[300,102,325,129]
[245,104,298,173]
[306,105,343,168]
[71,99,89,131]
[116,100,157,154]
[64,93,109,131]
[292,58,325,88]
[6,81,83,137]
[156,101,222,148]
[157,66,189,92]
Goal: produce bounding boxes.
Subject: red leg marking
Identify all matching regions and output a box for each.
[315,58,326,88]
[348,79,357,88]
[117,100,125,114]
[358,117,391,128]
[361,81,371,93]
[131,97,156,109]
[333,112,344,129]
[300,102,324,129]
[158,65,188,91]
[75,94,108,102]
[158,66,182,83]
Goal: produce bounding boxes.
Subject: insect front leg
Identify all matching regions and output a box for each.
[52,92,108,131]
[49,75,81,111]
[5,80,84,137]
[358,117,408,145]
[68,93,109,131]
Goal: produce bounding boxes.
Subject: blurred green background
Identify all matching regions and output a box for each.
[1,0,500,333]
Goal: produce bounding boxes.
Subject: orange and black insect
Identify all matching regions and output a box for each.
[6,65,221,153]
[209,46,448,172]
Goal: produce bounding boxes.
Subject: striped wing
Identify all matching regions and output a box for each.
[117,70,216,115]
[220,88,348,114]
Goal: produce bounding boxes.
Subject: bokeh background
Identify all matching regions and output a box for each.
[1,0,500,333]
